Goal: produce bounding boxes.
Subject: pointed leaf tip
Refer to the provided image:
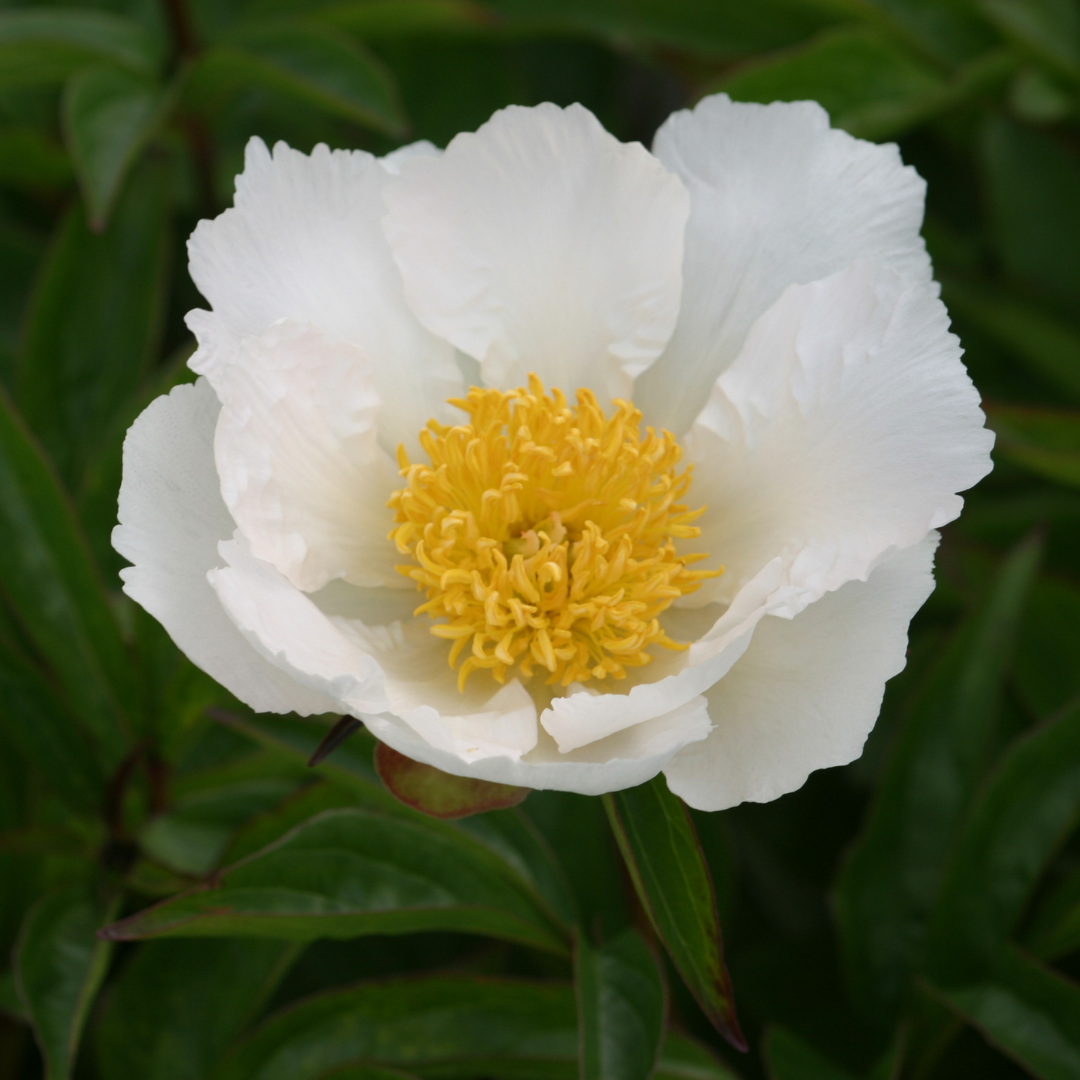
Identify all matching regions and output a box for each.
[605,781,745,1052]
[308,715,364,766]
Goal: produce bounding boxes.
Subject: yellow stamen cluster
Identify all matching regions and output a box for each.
[388,375,721,691]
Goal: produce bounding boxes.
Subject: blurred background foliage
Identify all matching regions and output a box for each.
[0,0,1079,1078]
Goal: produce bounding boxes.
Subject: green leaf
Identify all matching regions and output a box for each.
[980,0,1080,84]
[941,279,1080,405]
[218,713,576,926]
[763,1027,856,1080]
[1026,863,1080,961]
[205,19,406,134]
[0,966,26,1022]
[214,712,382,790]
[18,156,170,488]
[847,0,1000,64]
[374,740,528,819]
[986,404,1080,489]
[308,1069,422,1080]
[720,27,949,140]
[981,116,1080,309]
[221,780,358,867]
[102,808,569,953]
[316,0,496,37]
[657,1032,741,1080]
[454,804,578,930]
[14,885,117,1080]
[215,974,578,1080]
[577,929,666,1080]
[96,939,299,1080]
[833,533,1042,1025]
[0,387,133,766]
[483,0,837,59]
[924,699,1080,984]
[1008,63,1075,122]
[62,66,173,231]
[526,791,629,941]
[139,775,306,876]
[0,8,161,89]
[930,945,1080,1080]
[604,778,744,1050]
[0,645,105,813]
[0,128,73,197]
[215,973,736,1080]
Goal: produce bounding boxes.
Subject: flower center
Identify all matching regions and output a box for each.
[388,375,721,692]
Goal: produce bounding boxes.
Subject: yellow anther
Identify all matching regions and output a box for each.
[387,376,722,690]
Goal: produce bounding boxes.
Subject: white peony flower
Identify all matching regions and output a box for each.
[113,95,993,811]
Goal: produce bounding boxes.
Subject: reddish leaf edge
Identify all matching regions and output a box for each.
[374,741,529,820]
[603,790,747,1052]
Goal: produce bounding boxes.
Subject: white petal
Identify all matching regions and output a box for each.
[209,534,391,715]
[665,535,939,811]
[382,102,689,399]
[538,555,792,753]
[187,138,462,457]
[388,680,538,763]
[686,260,993,613]
[112,379,337,715]
[364,693,712,796]
[380,139,440,174]
[209,537,540,758]
[213,320,402,593]
[637,94,933,436]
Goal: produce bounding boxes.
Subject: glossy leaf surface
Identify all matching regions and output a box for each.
[0,646,104,813]
[19,156,169,486]
[722,26,948,140]
[96,939,298,1080]
[0,9,159,88]
[15,885,115,1080]
[102,808,568,953]
[577,929,666,1080]
[932,946,1080,1080]
[215,974,735,1080]
[208,20,406,134]
[605,778,743,1049]
[0,387,132,765]
[219,714,574,925]
[62,66,170,229]
[925,699,1080,984]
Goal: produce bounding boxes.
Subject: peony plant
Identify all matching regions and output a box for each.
[114,93,993,811]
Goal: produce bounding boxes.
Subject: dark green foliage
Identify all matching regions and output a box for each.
[1,0,1079,1078]
[576,929,667,1080]
[606,779,742,1048]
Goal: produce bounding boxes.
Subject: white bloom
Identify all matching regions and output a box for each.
[113,95,993,811]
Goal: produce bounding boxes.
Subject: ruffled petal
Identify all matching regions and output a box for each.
[382,102,689,399]
[365,693,712,796]
[187,137,462,458]
[380,139,440,174]
[685,260,993,613]
[112,379,337,715]
[208,534,391,715]
[538,555,793,753]
[637,94,933,436]
[213,320,402,593]
[664,534,939,811]
[208,537,540,760]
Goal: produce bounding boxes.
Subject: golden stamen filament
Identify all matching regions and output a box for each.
[387,374,722,691]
